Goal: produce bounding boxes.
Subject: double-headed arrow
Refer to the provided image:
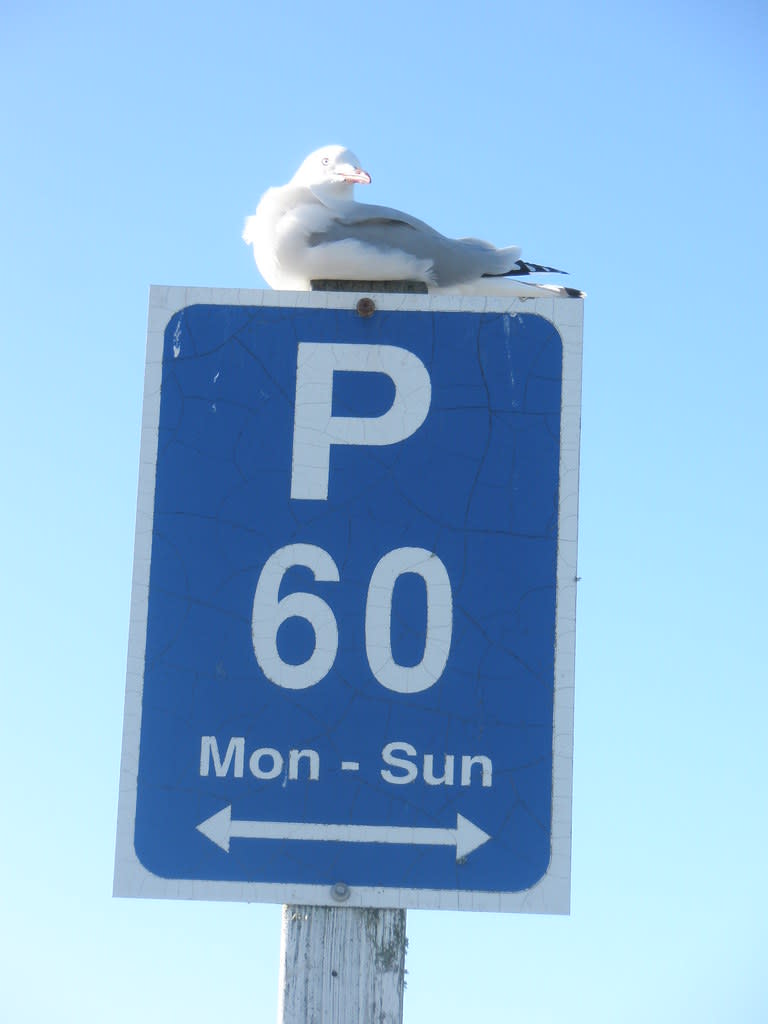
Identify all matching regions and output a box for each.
[197,805,491,861]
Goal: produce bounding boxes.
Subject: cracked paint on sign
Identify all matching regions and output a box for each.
[115,288,582,913]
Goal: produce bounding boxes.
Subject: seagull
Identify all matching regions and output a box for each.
[243,145,582,297]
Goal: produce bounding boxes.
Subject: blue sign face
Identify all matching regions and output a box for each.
[116,290,580,912]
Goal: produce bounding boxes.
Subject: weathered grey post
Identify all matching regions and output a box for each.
[278,905,406,1024]
[276,279,421,1024]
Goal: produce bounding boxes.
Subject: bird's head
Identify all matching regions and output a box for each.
[291,145,372,195]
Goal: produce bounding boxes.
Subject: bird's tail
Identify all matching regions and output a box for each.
[431,279,585,299]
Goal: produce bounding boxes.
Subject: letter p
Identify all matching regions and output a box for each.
[290,343,431,501]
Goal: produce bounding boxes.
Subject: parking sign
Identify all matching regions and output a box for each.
[114,287,582,912]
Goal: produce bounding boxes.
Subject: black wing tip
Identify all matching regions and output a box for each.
[484,260,569,279]
[520,260,568,276]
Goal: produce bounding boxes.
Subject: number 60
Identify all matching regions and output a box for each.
[251,543,452,694]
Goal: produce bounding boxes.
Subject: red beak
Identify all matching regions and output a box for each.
[344,167,372,185]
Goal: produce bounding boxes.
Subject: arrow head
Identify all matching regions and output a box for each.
[196,805,232,852]
[455,814,491,860]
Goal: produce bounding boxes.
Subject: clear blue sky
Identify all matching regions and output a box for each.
[2,1,766,1021]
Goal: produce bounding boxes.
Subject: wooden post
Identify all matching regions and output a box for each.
[277,905,406,1024]
[310,278,427,294]
[277,281,417,1024]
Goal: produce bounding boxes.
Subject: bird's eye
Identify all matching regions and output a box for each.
[321,157,330,166]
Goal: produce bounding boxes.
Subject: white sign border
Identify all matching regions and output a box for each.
[114,286,583,914]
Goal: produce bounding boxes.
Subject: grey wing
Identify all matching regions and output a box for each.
[309,203,511,286]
